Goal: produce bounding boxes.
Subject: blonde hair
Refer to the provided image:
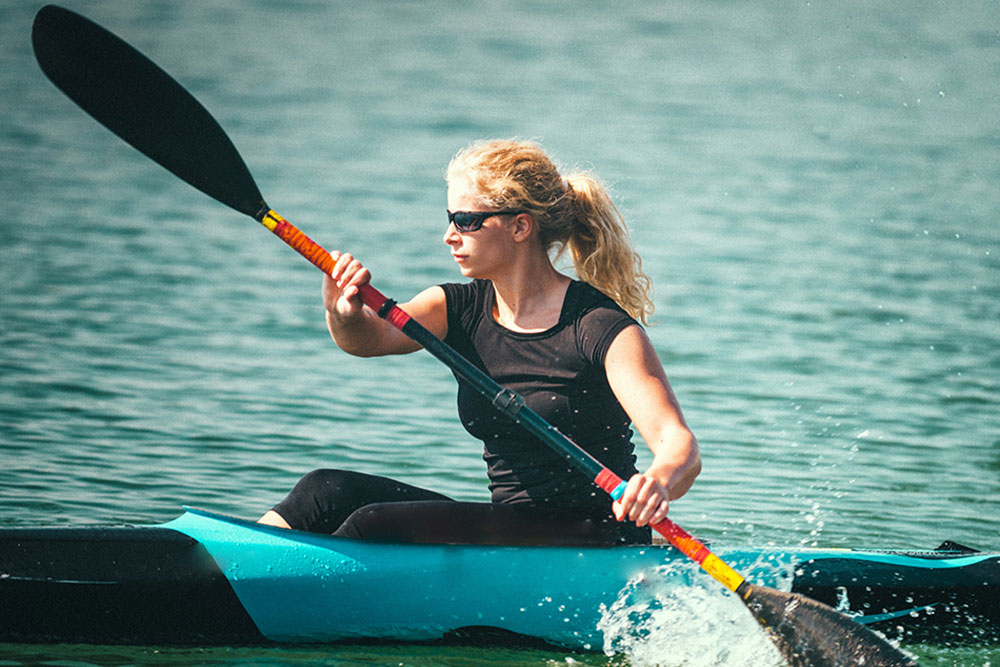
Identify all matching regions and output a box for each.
[446,139,654,323]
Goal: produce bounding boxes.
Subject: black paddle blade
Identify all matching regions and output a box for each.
[740,583,917,666]
[32,5,266,218]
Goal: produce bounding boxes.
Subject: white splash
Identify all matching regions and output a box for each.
[597,562,785,666]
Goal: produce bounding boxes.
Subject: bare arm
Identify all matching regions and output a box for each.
[323,252,447,357]
[604,324,702,527]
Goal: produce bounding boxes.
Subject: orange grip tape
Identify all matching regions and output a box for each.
[260,209,336,275]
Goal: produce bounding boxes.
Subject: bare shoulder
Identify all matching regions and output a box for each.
[604,324,667,380]
[400,285,449,340]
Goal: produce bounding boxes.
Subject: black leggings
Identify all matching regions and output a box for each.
[271,469,650,546]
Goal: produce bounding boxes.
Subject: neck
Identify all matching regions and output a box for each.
[490,256,571,333]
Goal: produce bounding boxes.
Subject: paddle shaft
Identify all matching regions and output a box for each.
[260,208,748,594]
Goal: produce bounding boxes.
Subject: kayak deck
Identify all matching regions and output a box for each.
[1,508,997,648]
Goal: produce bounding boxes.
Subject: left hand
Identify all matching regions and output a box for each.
[612,472,671,527]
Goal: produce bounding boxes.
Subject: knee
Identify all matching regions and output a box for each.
[335,505,376,540]
[291,469,352,496]
[274,469,360,534]
[335,502,416,542]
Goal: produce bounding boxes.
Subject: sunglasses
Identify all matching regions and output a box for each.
[447,210,523,232]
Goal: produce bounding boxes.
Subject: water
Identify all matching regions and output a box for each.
[1,0,998,664]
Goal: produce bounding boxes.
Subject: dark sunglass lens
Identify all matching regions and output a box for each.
[451,212,484,232]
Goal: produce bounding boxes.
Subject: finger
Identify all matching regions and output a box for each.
[337,259,360,287]
[631,477,668,526]
[615,474,644,522]
[327,250,342,271]
[337,259,367,288]
[636,493,669,527]
[344,266,370,289]
[649,497,670,525]
[332,252,354,281]
[643,482,671,527]
[627,476,655,523]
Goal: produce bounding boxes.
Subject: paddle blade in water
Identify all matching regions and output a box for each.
[649,516,917,665]
[31,5,265,218]
[739,583,917,666]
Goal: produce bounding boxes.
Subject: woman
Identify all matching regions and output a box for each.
[259,139,700,545]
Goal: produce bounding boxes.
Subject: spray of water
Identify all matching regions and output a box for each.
[597,561,786,666]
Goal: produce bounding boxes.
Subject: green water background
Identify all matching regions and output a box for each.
[1,1,997,664]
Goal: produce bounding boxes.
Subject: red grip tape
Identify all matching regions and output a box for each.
[594,468,623,495]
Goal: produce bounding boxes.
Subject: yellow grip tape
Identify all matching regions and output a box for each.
[259,209,281,231]
[701,553,746,593]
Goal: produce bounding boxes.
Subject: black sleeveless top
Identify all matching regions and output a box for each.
[441,279,641,517]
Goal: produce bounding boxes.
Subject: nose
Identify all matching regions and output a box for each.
[443,222,461,245]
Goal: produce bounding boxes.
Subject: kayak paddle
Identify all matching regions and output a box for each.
[31,6,916,666]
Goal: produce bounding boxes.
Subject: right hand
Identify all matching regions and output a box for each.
[322,251,371,319]
[611,472,671,527]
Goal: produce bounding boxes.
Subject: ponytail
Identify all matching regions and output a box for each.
[447,139,654,324]
[561,174,654,324]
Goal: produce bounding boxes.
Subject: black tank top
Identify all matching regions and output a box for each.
[441,279,641,516]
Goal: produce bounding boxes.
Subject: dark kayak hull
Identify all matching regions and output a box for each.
[2,509,997,648]
[0,523,262,644]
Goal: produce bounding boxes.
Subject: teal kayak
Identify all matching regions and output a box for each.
[1,508,997,648]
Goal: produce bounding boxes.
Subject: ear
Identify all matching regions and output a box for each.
[510,213,534,243]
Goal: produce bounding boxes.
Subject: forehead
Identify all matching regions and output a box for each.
[446,176,485,211]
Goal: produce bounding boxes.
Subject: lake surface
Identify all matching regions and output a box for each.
[1,0,998,664]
